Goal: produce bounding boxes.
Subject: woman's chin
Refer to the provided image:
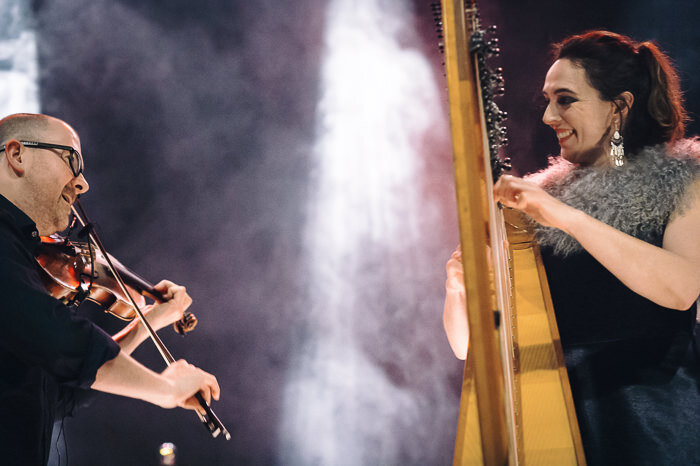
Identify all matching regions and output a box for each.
[561,147,607,167]
[560,149,576,163]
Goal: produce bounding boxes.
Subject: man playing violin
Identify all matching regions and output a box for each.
[0,113,220,465]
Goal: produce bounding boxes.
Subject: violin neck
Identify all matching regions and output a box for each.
[114,266,163,302]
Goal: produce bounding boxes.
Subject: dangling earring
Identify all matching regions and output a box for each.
[610,123,625,167]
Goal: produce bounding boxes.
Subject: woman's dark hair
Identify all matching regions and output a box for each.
[552,31,687,156]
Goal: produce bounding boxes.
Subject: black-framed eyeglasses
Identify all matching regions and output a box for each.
[0,140,84,177]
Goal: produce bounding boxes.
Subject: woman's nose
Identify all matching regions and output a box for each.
[542,102,559,126]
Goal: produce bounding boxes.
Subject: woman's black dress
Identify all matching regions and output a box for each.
[533,141,700,465]
[542,246,700,465]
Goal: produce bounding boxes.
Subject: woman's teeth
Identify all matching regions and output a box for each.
[557,129,573,139]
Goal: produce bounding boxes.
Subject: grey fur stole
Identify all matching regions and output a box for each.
[528,138,700,257]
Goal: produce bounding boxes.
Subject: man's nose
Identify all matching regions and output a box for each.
[73,173,89,194]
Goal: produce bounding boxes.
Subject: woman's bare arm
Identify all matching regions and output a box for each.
[494,176,700,310]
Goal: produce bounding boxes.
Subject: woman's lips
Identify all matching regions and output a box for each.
[557,129,574,145]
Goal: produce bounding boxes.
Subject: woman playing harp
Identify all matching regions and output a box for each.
[444,31,700,464]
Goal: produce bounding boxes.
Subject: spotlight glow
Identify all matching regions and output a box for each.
[279,0,445,463]
[0,0,40,115]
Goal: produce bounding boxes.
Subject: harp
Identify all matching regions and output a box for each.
[433,1,587,464]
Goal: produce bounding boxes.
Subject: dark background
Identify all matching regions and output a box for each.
[21,0,699,464]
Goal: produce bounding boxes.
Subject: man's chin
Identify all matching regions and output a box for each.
[52,217,71,235]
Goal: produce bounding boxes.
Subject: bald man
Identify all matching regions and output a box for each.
[0,113,219,465]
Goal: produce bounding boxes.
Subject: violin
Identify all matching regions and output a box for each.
[36,235,197,335]
[34,199,230,440]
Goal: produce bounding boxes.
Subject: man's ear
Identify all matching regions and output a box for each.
[3,139,25,176]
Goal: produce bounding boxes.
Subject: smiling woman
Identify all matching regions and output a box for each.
[444,31,700,464]
[541,59,628,166]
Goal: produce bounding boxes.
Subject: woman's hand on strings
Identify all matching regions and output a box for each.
[493,175,574,230]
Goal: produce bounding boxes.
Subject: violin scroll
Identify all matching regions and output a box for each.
[174,311,198,335]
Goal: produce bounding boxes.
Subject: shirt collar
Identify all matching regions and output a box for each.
[0,194,41,253]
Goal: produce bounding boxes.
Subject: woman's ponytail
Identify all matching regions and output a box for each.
[637,41,687,143]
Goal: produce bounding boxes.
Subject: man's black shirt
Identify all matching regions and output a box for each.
[0,194,120,465]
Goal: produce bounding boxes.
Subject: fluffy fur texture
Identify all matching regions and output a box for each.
[529,138,700,257]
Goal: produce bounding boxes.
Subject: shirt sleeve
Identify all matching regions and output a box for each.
[0,235,120,389]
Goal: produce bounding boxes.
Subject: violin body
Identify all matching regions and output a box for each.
[36,235,197,333]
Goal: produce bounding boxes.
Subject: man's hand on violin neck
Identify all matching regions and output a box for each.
[148,280,193,330]
[160,359,220,410]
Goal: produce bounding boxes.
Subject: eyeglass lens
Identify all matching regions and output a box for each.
[68,150,82,177]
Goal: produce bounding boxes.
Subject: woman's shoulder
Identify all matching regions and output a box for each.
[661,138,700,216]
[629,138,700,170]
[633,139,700,200]
[665,137,700,165]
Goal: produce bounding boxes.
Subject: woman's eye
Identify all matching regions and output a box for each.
[557,96,577,105]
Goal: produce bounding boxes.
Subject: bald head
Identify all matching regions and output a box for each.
[0,113,87,235]
[0,113,77,146]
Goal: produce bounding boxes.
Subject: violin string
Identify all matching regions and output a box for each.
[86,233,96,295]
[73,213,98,294]
[63,211,97,306]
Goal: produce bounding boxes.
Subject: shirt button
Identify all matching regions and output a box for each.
[31,231,38,237]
